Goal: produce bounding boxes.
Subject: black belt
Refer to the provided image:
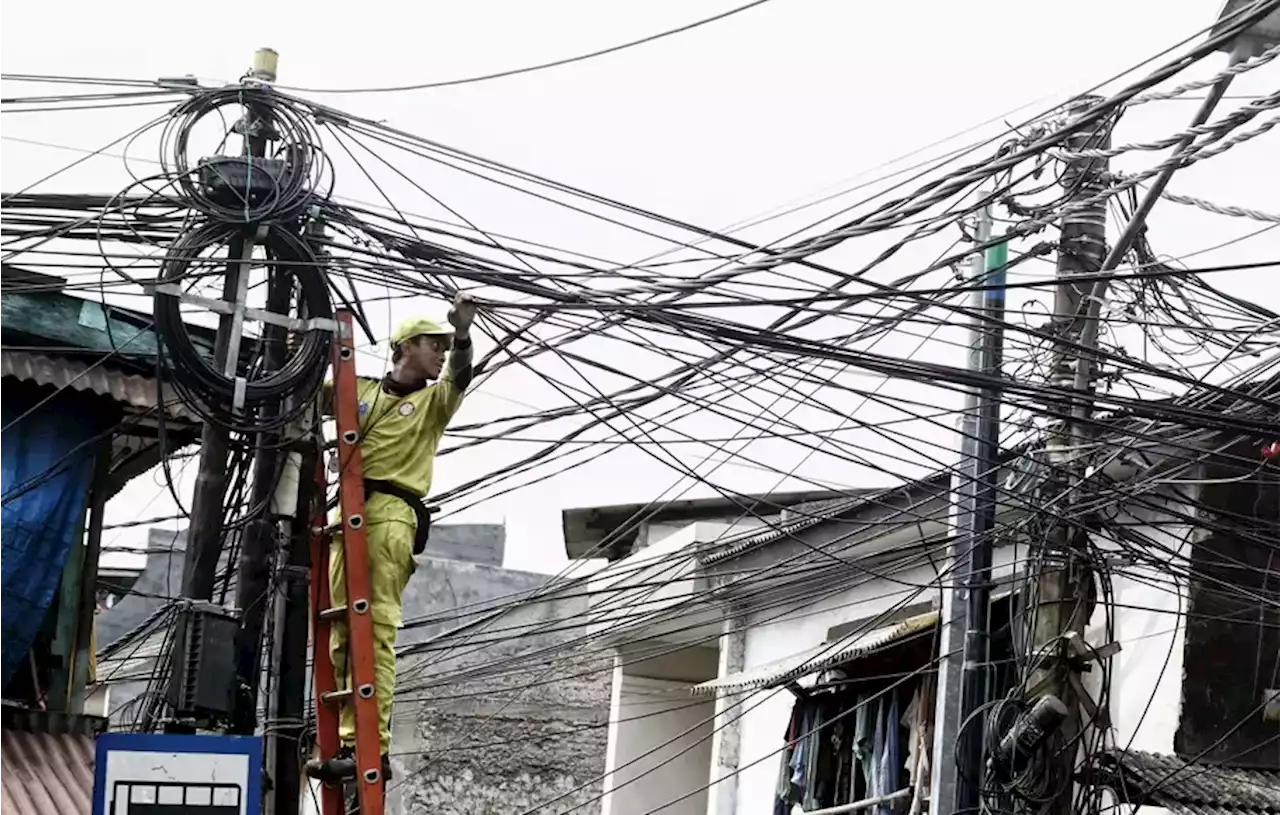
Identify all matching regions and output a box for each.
[363,479,437,556]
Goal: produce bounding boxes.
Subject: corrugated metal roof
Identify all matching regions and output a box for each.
[1,709,103,815]
[698,474,957,567]
[1,349,198,421]
[1111,750,1280,814]
[690,610,939,696]
[0,729,96,814]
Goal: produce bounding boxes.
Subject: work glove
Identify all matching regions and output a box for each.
[448,291,477,335]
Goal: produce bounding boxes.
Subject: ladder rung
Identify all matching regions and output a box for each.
[319,605,347,621]
[322,689,353,704]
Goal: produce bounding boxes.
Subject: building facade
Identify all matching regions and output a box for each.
[575,423,1280,815]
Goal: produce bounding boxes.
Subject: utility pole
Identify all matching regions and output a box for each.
[932,198,1006,815]
[266,437,317,815]
[265,214,329,815]
[231,270,290,737]
[1036,95,1113,815]
[168,47,280,732]
[177,47,279,602]
[1033,34,1262,813]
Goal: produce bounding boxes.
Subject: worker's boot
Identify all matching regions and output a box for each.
[305,747,393,785]
[306,746,356,784]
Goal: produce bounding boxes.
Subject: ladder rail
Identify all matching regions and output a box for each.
[330,311,386,813]
[308,459,344,815]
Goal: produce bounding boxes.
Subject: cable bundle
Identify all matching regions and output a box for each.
[133,85,337,422]
[159,85,331,224]
[152,219,332,413]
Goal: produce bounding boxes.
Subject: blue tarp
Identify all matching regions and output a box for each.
[1,385,111,688]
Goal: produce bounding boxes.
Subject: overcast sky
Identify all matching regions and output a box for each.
[4,0,1277,574]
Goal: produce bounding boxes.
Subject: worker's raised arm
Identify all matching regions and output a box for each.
[447,292,477,392]
[420,293,478,430]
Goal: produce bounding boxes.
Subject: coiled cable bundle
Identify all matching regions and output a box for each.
[159,86,332,224]
[147,80,337,426]
[153,220,333,418]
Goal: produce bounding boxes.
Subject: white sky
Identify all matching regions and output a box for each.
[3,0,1277,575]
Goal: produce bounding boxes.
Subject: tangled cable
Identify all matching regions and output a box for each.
[159,85,331,223]
[137,83,337,422]
[153,219,333,413]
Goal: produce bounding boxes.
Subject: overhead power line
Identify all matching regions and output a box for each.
[273,0,782,94]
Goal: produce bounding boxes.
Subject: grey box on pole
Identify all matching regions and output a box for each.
[168,602,240,724]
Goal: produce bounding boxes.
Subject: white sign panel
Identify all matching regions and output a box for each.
[93,733,262,815]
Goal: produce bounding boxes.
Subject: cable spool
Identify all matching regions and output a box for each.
[153,220,333,411]
[160,86,330,224]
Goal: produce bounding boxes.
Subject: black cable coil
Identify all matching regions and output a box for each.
[160,86,331,224]
[153,220,333,410]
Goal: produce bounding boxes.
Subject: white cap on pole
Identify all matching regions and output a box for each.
[251,48,279,83]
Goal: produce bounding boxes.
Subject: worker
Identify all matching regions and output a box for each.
[306,292,477,785]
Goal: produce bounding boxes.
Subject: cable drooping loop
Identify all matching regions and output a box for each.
[152,219,333,411]
[143,84,336,422]
[160,85,330,224]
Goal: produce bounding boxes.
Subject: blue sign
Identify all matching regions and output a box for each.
[93,733,262,815]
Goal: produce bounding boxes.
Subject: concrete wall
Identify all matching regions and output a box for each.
[94,528,186,728]
[390,555,612,815]
[1086,499,1198,755]
[98,525,611,815]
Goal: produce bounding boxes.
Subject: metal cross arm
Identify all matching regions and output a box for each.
[149,285,340,336]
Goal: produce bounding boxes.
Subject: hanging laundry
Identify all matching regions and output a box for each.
[776,703,800,814]
[874,690,902,815]
[805,701,831,810]
[854,692,874,795]
[790,708,806,788]
[901,687,921,782]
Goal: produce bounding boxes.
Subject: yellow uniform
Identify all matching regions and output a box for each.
[329,366,465,752]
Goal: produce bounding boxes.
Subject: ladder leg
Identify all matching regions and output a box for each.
[330,311,385,815]
[308,460,345,815]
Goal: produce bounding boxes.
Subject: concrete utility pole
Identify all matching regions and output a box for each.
[1036,95,1113,815]
[265,215,329,815]
[169,47,279,732]
[932,198,1006,815]
[178,48,280,603]
[1033,21,1273,810]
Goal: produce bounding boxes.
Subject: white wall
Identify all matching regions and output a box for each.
[587,522,726,647]
[1087,499,1198,754]
[603,673,715,815]
[84,683,109,718]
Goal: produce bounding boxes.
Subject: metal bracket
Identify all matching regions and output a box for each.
[151,284,339,334]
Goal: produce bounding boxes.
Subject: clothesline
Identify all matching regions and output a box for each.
[804,787,915,815]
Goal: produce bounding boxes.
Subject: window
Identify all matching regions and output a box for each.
[768,596,1019,813]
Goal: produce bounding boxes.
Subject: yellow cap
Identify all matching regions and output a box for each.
[391,317,452,348]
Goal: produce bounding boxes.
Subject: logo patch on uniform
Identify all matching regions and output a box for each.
[399,402,415,416]
[358,402,370,416]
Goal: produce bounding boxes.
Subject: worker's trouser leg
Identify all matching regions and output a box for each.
[328,520,416,754]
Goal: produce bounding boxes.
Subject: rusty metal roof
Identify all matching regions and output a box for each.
[1,349,198,422]
[0,708,104,815]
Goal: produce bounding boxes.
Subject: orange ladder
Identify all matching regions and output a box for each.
[309,310,384,815]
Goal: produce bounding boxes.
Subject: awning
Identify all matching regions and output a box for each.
[1,350,199,422]
[691,610,939,696]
